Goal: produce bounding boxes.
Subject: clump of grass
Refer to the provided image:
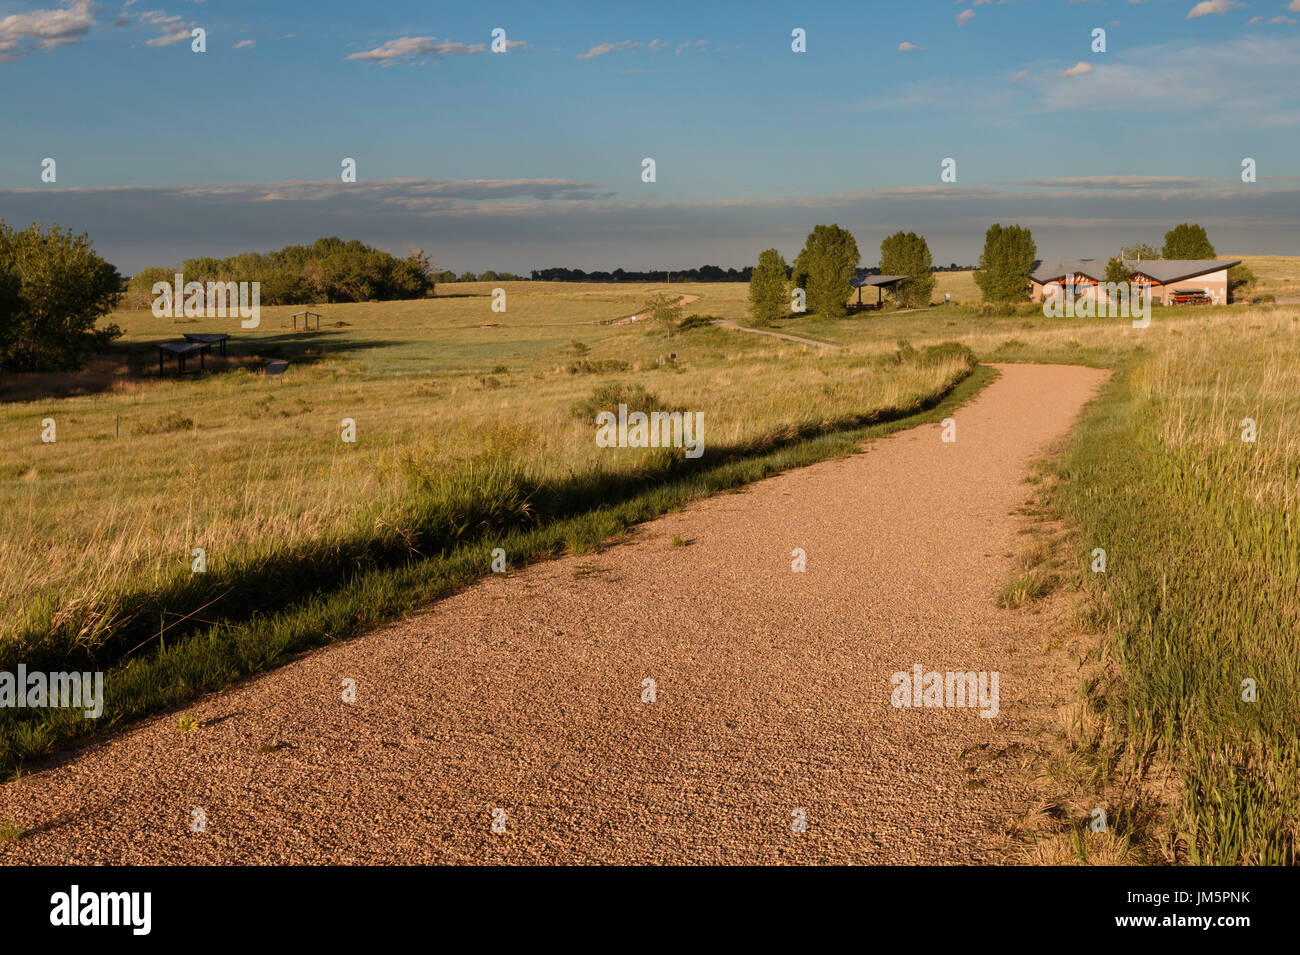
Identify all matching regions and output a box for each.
[0,816,22,842]
[568,359,630,375]
[177,715,203,732]
[677,314,719,333]
[133,411,194,435]
[568,382,668,420]
[996,568,1056,609]
[670,534,688,548]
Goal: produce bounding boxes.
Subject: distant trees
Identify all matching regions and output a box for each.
[126,237,432,308]
[1120,242,1160,262]
[974,224,1036,303]
[747,249,789,326]
[0,222,123,371]
[879,231,935,308]
[529,266,754,283]
[1162,223,1215,260]
[793,224,860,319]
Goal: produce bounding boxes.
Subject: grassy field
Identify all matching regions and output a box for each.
[0,280,978,773]
[3,266,1297,865]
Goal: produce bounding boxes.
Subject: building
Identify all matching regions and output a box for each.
[1028,258,1239,306]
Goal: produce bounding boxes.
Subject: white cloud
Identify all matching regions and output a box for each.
[348,36,486,62]
[898,41,925,51]
[1030,32,1300,124]
[1187,1,1243,19]
[956,9,975,26]
[1012,69,1030,82]
[0,0,96,62]
[578,40,638,59]
[234,39,254,49]
[1062,61,1094,76]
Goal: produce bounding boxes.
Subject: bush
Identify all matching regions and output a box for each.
[639,292,684,335]
[917,342,976,367]
[569,382,669,420]
[0,221,123,371]
[677,314,719,333]
[568,359,631,375]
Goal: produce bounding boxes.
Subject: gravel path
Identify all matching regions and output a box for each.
[712,319,840,349]
[0,363,1107,864]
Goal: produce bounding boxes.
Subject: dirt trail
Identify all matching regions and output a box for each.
[611,292,700,325]
[0,363,1107,865]
[712,319,840,349]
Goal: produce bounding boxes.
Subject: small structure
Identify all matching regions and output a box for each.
[156,340,211,375]
[850,275,907,309]
[182,333,231,356]
[292,310,322,330]
[1029,258,1239,306]
[265,359,289,377]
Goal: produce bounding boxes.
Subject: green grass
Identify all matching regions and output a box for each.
[1042,337,1300,865]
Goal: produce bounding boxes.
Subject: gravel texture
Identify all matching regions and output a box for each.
[0,363,1108,864]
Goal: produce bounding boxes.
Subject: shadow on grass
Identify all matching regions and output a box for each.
[0,364,997,776]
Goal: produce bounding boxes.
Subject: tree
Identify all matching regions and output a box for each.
[973,223,1036,303]
[879,231,935,308]
[1120,242,1160,263]
[793,224,859,319]
[1104,256,1131,285]
[0,221,123,371]
[640,292,684,336]
[747,248,789,326]
[1228,263,1256,301]
[408,248,436,297]
[1162,223,1215,260]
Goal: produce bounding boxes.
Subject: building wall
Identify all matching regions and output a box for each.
[1134,268,1229,305]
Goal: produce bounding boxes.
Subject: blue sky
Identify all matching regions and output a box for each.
[2,0,1298,273]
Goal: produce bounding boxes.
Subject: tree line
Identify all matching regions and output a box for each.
[124,237,434,308]
[746,221,1251,323]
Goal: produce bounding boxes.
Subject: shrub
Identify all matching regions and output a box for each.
[677,314,719,333]
[569,382,668,420]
